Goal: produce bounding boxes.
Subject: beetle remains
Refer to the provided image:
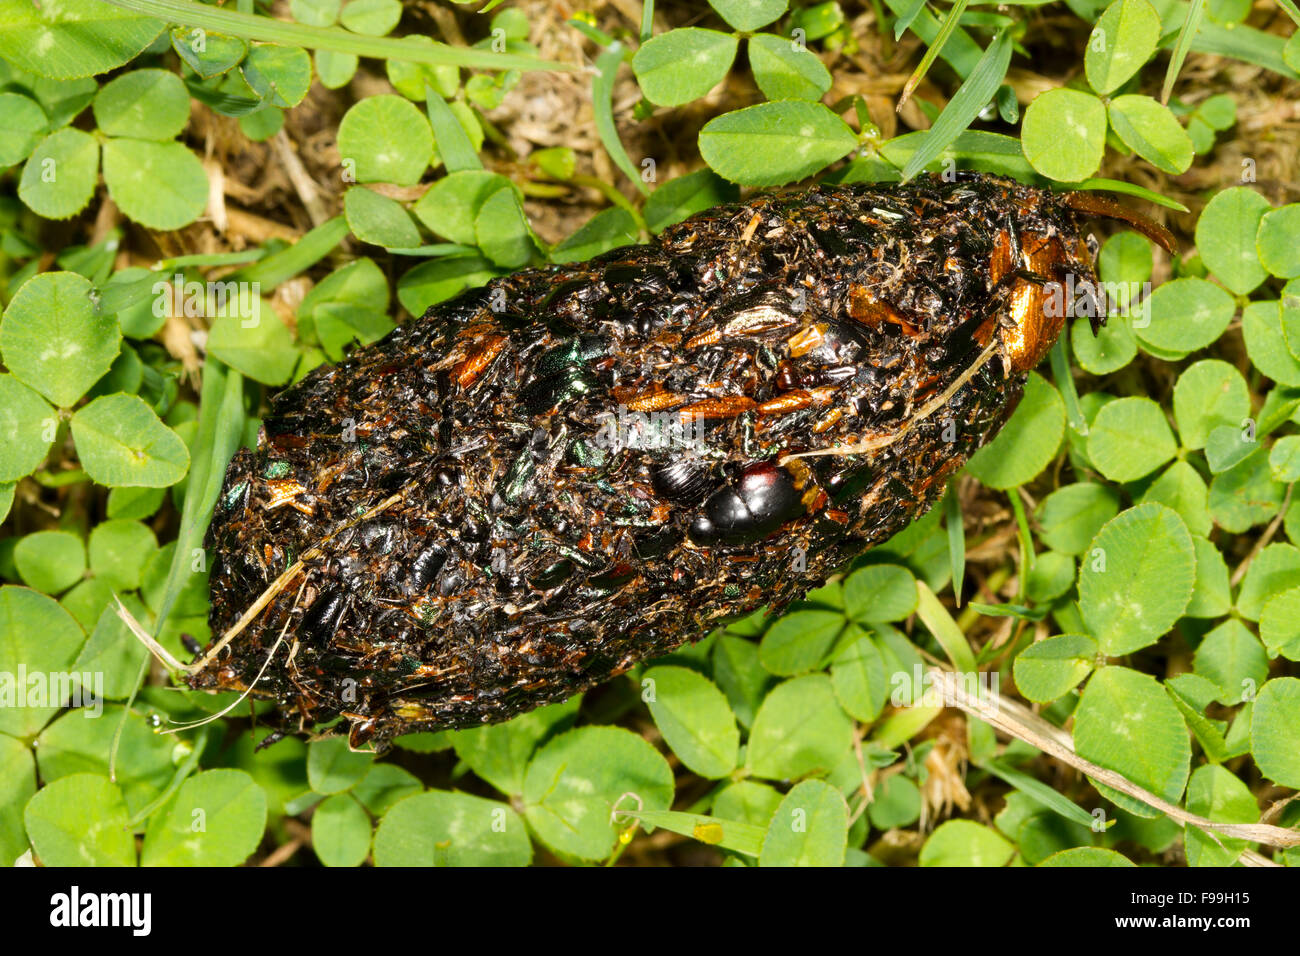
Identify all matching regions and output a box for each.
[191,172,1174,749]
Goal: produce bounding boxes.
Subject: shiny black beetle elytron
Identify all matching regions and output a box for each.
[194,172,1174,749]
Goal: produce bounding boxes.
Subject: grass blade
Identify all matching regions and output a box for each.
[1008,488,1035,586]
[894,0,929,41]
[1050,335,1088,437]
[916,580,977,673]
[103,0,575,72]
[152,359,245,639]
[157,250,267,270]
[875,129,1035,181]
[231,216,347,288]
[901,26,1012,181]
[945,480,967,607]
[898,0,973,109]
[1161,0,1206,103]
[623,809,766,856]
[593,42,651,196]
[1056,177,1190,212]
[882,0,983,78]
[1189,20,1300,80]
[980,758,1099,828]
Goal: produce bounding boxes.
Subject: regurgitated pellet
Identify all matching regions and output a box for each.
[194,173,1174,750]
